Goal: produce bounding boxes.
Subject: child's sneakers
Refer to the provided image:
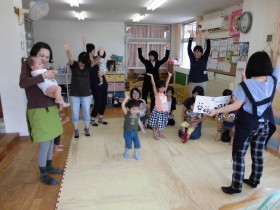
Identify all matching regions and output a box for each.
[134,152,141,160]
[124,151,130,158]
[182,132,188,143]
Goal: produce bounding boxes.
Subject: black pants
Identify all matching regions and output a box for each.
[231,122,269,190]
[167,118,175,126]
[142,83,155,110]
[91,85,107,118]
[54,136,60,145]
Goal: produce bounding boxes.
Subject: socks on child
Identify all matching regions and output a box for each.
[182,132,188,143]
[124,151,129,158]
[134,152,140,160]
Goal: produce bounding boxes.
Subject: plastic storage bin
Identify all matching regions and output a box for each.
[115,74,125,82]
[110,55,123,62]
[105,74,115,82]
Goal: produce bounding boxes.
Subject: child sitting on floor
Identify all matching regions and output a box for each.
[166,86,177,126]
[129,88,149,129]
[181,97,202,143]
[216,89,237,145]
[139,99,149,128]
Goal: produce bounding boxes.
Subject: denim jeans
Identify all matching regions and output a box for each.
[70,96,91,124]
[178,122,202,140]
[123,130,141,149]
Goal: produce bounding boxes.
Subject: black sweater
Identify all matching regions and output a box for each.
[138,48,170,86]
[188,38,211,83]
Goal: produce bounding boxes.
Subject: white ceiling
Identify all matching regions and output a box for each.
[22,0,242,24]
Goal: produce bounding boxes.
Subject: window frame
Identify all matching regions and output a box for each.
[125,23,171,70]
[181,20,197,69]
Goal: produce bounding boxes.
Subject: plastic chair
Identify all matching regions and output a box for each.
[219,188,275,210]
[245,189,280,210]
[257,189,280,210]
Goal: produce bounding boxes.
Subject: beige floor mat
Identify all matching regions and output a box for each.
[56,117,280,210]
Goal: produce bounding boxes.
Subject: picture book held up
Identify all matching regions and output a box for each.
[193,95,231,114]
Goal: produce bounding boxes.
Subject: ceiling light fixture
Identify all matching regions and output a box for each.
[74,11,85,20]
[68,0,79,7]
[146,0,167,11]
[132,13,146,22]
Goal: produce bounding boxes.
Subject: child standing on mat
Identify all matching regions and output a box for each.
[147,72,172,140]
[122,96,145,160]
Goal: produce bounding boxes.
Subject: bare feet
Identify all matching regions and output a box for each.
[215,133,221,141]
[153,135,160,140]
[159,133,166,138]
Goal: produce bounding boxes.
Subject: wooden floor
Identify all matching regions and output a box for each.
[0,106,121,210]
[0,106,280,210]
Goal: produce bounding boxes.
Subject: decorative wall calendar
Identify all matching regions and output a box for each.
[193,95,231,114]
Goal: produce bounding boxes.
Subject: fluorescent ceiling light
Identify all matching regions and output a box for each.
[74,11,85,20]
[146,0,167,10]
[132,13,146,22]
[68,0,79,7]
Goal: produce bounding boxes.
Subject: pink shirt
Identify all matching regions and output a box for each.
[155,92,169,112]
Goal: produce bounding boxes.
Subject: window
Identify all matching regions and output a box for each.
[181,21,196,68]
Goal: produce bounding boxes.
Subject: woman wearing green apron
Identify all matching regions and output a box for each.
[19,42,63,185]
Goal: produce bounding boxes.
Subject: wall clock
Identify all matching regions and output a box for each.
[239,12,253,33]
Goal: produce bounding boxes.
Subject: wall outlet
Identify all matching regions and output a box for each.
[267,34,273,42]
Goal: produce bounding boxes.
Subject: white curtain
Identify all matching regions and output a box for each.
[126,25,170,67]
[274,11,280,65]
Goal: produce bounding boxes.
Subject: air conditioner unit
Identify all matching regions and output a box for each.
[200,11,229,31]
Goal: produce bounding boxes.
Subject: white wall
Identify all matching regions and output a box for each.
[0,0,29,135]
[234,0,280,88]
[33,20,125,68]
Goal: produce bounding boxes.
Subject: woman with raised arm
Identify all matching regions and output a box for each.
[138,43,170,110]
[82,37,109,126]
[187,30,211,96]
[64,41,92,138]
